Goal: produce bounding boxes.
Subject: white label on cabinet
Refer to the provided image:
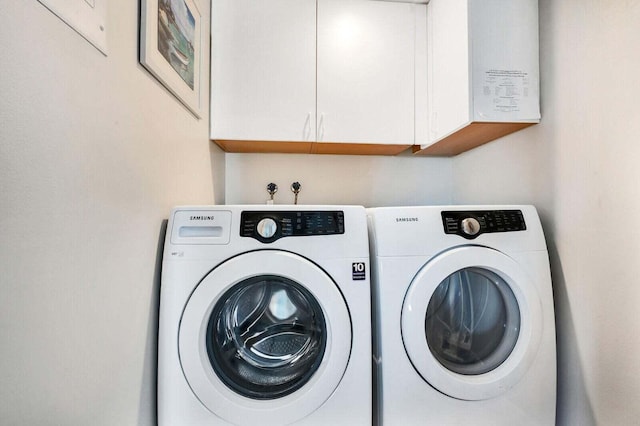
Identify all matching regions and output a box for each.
[481,69,530,114]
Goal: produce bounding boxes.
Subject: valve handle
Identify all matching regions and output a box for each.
[290,182,301,205]
[266,183,278,200]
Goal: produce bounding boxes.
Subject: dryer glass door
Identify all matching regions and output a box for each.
[425,267,520,375]
[207,275,327,399]
[401,246,543,401]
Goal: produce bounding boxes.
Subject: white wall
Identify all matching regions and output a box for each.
[0,1,223,425]
[4,0,638,425]
[452,0,640,424]
[225,152,452,206]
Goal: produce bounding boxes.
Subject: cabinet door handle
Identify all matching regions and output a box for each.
[303,112,311,141]
[318,113,325,142]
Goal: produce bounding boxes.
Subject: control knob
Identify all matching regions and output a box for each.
[256,218,278,239]
[460,217,481,236]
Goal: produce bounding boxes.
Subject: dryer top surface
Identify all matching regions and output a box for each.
[367,205,547,257]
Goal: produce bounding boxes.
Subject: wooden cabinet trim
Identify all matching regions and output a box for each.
[413,122,536,157]
[213,140,411,156]
[214,140,313,154]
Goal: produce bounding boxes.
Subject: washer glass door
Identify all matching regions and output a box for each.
[207,275,326,399]
[179,250,352,426]
[401,246,542,401]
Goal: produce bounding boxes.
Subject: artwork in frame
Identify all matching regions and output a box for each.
[140,0,202,117]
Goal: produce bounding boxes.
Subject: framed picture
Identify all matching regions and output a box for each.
[140,0,202,117]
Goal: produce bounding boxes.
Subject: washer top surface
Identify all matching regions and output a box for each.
[165,205,370,262]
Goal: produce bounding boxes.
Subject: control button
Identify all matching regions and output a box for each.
[460,217,481,236]
[256,218,277,239]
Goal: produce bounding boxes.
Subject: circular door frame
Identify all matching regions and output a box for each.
[179,250,352,426]
[401,246,543,401]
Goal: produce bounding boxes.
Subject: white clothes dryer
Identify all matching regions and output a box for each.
[159,205,372,426]
[367,205,556,425]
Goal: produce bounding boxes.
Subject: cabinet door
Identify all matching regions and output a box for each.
[316,0,415,145]
[469,0,540,122]
[210,0,316,142]
[427,0,471,143]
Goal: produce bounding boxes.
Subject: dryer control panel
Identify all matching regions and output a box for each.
[241,211,345,243]
[442,210,526,239]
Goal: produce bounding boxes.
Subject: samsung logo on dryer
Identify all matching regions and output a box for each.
[190,215,215,221]
[395,217,419,223]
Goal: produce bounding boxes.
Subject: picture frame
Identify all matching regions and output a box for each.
[140,0,202,118]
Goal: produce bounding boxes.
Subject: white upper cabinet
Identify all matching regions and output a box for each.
[415,0,540,156]
[210,0,539,156]
[316,0,417,150]
[210,0,317,151]
[210,0,426,155]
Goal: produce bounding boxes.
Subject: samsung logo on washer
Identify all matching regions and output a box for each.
[395,217,419,223]
[190,215,215,221]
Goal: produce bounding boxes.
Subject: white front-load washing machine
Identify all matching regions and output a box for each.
[367,205,556,425]
[159,205,371,426]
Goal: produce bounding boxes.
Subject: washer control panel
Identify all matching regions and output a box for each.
[442,210,526,239]
[241,211,345,243]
